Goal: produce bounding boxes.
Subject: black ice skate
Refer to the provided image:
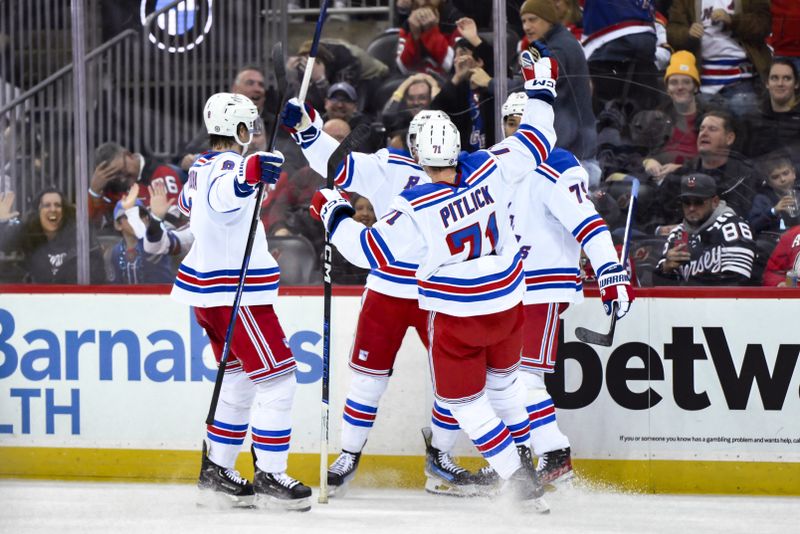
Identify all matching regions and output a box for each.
[472,465,501,496]
[537,447,574,489]
[327,450,362,497]
[251,445,312,511]
[421,427,477,497]
[196,441,255,508]
[507,445,549,514]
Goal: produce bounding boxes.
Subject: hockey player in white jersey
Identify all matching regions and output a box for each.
[280,101,478,495]
[171,92,311,510]
[473,92,634,489]
[309,46,559,512]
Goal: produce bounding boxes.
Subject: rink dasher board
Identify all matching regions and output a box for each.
[0,288,798,494]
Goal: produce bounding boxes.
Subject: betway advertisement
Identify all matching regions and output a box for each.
[0,293,798,463]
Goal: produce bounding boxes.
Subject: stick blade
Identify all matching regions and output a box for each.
[271,41,286,90]
[574,326,613,346]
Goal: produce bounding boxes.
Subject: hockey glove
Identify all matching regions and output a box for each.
[310,188,355,235]
[280,97,322,147]
[597,264,635,319]
[241,150,284,185]
[520,41,558,105]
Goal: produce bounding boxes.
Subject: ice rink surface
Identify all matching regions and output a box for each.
[1,480,798,534]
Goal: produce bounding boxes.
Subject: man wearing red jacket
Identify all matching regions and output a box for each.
[396,0,463,77]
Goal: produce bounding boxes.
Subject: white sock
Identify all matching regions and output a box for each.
[430,400,460,452]
[206,370,254,469]
[486,371,531,449]
[443,395,521,480]
[251,373,297,473]
[340,373,389,453]
[521,371,570,456]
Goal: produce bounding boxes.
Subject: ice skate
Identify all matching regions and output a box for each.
[251,446,312,511]
[507,445,549,514]
[327,450,362,497]
[537,447,574,490]
[196,441,255,508]
[472,465,501,496]
[421,427,477,497]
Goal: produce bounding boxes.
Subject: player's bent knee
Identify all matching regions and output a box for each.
[485,370,518,392]
[349,372,389,403]
[253,372,297,410]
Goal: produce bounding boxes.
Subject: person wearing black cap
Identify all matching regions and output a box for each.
[655,172,756,285]
[323,81,375,143]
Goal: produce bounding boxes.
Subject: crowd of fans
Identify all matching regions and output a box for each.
[1,0,799,287]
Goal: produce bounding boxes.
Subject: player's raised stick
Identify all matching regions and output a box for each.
[575,178,639,347]
[297,0,331,103]
[204,42,287,426]
[318,123,371,503]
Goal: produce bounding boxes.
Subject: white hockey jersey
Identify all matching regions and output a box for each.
[298,131,429,299]
[510,148,621,305]
[170,150,280,308]
[330,98,556,317]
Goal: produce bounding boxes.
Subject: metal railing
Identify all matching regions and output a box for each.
[0,0,290,216]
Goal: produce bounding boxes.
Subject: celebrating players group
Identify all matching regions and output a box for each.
[172,36,634,513]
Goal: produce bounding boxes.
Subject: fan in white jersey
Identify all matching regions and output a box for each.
[280,101,478,495]
[172,92,312,511]
[310,46,561,513]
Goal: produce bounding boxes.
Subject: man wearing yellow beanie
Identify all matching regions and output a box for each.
[664,50,700,88]
[516,0,597,160]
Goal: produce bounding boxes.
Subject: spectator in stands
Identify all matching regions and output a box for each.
[105,186,174,284]
[748,153,800,235]
[382,72,441,116]
[647,110,761,235]
[642,51,708,181]
[331,192,376,285]
[654,173,756,285]
[89,141,186,234]
[263,119,353,256]
[0,186,105,283]
[769,1,800,74]
[396,0,464,78]
[671,110,760,219]
[761,224,800,286]
[431,20,494,150]
[744,59,800,163]
[666,0,771,117]
[582,0,661,114]
[323,82,374,133]
[288,39,390,114]
[517,0,596,160]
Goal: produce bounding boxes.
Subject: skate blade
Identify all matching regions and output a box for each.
[522,496,550,514]
[424,477,478,497]
[196,488,256,509]
[255,494,312,512]
[542,468,575,492]
[327,480,351,498]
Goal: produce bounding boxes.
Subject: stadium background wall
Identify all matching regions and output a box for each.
[0,285,798,495]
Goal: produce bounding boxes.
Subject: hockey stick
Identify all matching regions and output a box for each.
[205,42,287,426]
[319,122,372,504]
[574,178,639,347]
[297,0,331,103]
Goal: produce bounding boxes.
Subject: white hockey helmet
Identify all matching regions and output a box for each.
[502,91,527,120]
[416,117,461,167]
[407,109,449,155]
[203,92,259,149]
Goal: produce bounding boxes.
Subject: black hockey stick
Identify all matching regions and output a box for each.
[205,42,287,426]
[319,122,371,503]
[575,178,639,347]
